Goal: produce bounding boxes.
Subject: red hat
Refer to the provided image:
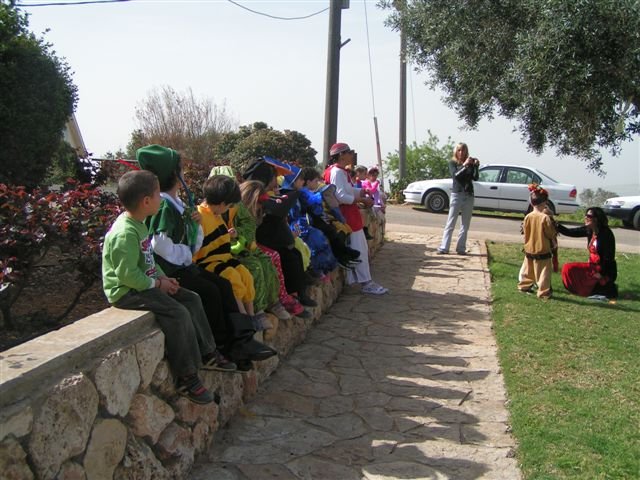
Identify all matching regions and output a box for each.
[329,142,352,157]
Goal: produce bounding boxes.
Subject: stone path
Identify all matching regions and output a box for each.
[190,232,521,480]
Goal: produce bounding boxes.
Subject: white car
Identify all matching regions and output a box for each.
[603,196,640,230]
[403,164,579,215]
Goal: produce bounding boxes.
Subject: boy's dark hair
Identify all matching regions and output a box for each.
[203,175,241,206]
[300,167,321,183]
[117,170,158,211]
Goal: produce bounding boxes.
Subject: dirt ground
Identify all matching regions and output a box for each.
[0,254,109,352]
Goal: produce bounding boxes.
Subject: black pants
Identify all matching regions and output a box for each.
[115,287,215,378]
[173,265,237,351]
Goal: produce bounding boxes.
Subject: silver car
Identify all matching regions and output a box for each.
[403,164,579,215]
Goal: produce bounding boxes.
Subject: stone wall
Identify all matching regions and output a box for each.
[0,215,384,480]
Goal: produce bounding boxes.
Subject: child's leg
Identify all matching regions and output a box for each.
[534,258,553,298]
[175,267,231,350]
[517,257,535,292]
[115,288,214,377]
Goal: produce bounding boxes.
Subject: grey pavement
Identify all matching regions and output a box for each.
[190,232,521,480]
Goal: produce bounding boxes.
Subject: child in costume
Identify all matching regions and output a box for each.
[193,175,259,320]
[517,184,557,299]
[137,146,276,370]
[239,179,308,318]
[298,166,361,270]
[242,157,318,309]
[280,164,338,278]
[325,142,388,295]
[362,166,386,214]
[102,170,221,404]
[210,165,290,323]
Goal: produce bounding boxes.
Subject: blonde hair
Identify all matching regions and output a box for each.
[240,180,265,222]
[452,142,469,163]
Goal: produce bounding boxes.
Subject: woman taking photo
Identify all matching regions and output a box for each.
[436,142,480,255]
[556,207,618,299]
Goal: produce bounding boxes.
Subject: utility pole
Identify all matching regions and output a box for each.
[398,1,407,180]
[323,0,350,166]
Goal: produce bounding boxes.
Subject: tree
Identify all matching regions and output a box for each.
[579,187,619,207]
[215,122,318,173]
[385,131,454,200]
[129,86,235,163]
[0,3,78,187]
[382,0,640,171]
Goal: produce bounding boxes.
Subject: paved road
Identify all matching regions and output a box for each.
[191,233,520,480]
[387,204,640,254]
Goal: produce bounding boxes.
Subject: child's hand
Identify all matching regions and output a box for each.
[292,224,301,237]
[191,210,202,223]
[158,276,179,295]
[228,227,238,239]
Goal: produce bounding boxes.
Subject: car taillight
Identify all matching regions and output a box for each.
[569,188,577,198]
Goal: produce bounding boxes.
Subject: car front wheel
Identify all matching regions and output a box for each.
[633,209,640,230]
[424,190,448,213]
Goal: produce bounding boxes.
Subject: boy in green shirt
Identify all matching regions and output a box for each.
[102,170,226,404]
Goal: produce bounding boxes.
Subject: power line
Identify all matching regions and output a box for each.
[16,0,130,6]
[226,0,328,21]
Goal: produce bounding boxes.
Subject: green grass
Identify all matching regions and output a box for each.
[487,242,640,479]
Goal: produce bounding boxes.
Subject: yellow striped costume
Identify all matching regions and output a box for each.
[193,204,255,304]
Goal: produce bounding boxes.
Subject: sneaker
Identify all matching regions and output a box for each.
[281,296,305,316]
[251,312,272,331]
[436,249,448,255]
[201,350,238,372]
[297,292,318,307]
[361,281,388,295]
[176,375,216,404]
[456,250,467,255]
[266,301,291,321]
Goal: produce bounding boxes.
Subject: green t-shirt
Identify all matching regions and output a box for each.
[102,213,164,304]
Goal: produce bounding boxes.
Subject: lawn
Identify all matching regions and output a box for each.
[487,242,640,479]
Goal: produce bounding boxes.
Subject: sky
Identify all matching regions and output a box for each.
[21,0,640,196]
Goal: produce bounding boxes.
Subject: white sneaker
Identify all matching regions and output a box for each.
[361,281,388,295]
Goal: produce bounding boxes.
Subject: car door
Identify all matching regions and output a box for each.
[474,166,504,209]
[500,167,542,212]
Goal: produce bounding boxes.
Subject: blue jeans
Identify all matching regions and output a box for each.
[438,192,474,253]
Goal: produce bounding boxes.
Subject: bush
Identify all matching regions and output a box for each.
[0,181,120,329]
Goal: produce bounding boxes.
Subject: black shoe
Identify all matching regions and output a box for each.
[296,309,312,319]
[245,339,278,361]
[304,270,322,286]
[298,292,317,307]
[235,359,254,372]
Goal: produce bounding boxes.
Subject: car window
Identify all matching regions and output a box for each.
[478,167,502,183]
[505,168,540,185]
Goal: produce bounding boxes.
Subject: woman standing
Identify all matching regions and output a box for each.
[556,207,618,299]
[437,143,480,255]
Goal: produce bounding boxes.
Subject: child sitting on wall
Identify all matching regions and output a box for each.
[193,175,260,321]
[137,146,276,369]
[102,170,222,404]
